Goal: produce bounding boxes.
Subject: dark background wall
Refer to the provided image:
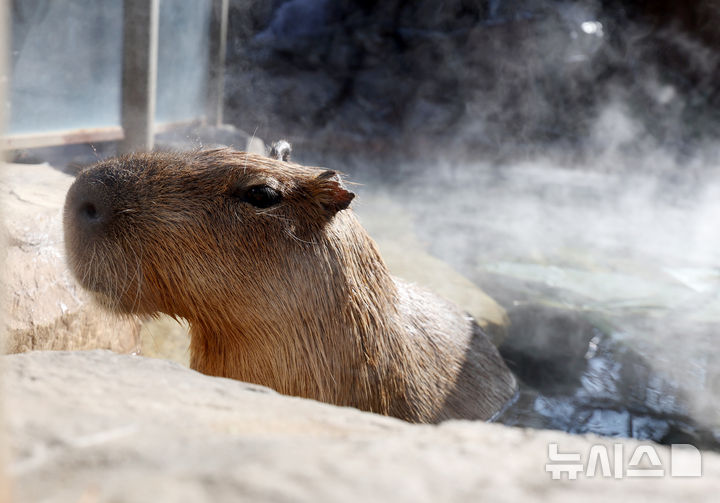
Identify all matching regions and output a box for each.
[224,0,720,162]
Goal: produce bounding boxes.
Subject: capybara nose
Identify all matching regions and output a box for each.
[64,174,115,235]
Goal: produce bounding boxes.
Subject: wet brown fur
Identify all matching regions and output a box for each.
[63,148,516,422]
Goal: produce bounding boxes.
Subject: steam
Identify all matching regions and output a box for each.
[361,109,720,436]
[178,0,720,439]
[262,2,720,436]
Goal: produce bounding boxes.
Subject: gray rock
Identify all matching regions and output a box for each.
[5,350,720,502]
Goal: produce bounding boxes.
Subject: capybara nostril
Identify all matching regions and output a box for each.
[79,201,98,220]
[76,199,106,225]
[69,191,103,227]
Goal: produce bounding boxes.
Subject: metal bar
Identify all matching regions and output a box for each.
[206,0,229,127]
[0,0,7,144]
[119,0,159,154]
[0,0,7,493]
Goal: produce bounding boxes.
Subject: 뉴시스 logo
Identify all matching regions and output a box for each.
[546,442,702,480]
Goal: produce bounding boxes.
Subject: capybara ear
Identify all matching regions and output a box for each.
[306,170,355,215]
[269,140,292,162]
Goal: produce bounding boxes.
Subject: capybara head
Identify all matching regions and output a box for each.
[63,149,356,321]
[64,147,516,422]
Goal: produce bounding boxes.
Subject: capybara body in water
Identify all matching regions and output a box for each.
[63,148,516,422]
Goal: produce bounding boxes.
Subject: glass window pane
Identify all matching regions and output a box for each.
[9,0,122,134]
[155,0,210,124]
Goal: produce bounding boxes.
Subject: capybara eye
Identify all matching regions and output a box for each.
[241,185,282,209]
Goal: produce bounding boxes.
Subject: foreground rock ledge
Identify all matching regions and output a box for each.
[5,351,719,503]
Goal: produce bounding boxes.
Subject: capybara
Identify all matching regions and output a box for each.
[63,148,516,422]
